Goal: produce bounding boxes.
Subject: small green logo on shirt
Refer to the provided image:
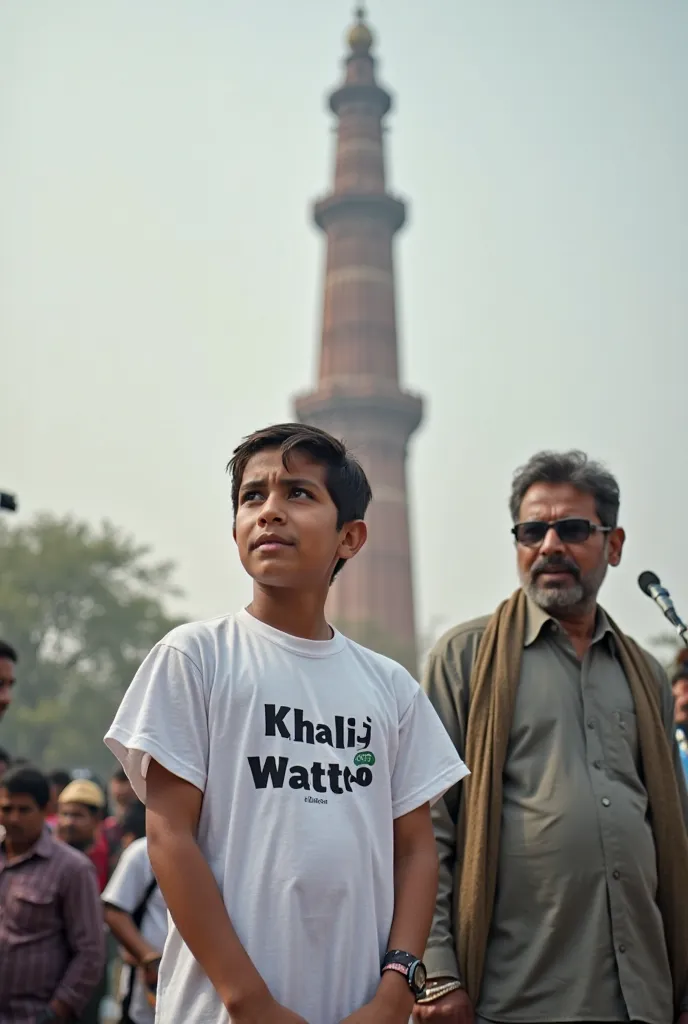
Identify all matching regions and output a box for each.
[354,750,375,767]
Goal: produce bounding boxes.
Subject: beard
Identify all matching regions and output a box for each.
[522,554,608,614]
[61,832,91,852]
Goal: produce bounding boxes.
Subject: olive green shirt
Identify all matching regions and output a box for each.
[422,598,688,1024]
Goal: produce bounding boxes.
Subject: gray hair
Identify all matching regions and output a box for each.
[509,450,620,528]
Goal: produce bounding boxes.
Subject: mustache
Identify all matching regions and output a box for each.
[532,556,581,581]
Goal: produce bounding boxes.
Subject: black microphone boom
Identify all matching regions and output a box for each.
[638,571,688,648]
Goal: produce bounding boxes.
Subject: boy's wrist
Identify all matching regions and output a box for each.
[372,969,416,1020]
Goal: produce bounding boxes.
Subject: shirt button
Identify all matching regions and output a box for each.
[601,797,611,807]
[619,944,626,953]
[613,870,620,880]
[593,760,602,769]
[587,720,595,729]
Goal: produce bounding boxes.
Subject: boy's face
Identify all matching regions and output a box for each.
[234,448,366,589]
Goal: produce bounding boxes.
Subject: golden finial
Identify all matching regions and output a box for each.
[347,5,373,55]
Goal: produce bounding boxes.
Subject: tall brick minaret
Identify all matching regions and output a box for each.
[294,7,423,672]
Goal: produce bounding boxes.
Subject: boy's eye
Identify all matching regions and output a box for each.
[291,487,312,499]
[241,491,262,503]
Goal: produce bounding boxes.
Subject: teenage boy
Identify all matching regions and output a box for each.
[105,423,468,1024]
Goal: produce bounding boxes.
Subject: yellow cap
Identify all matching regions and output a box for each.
[58,779,106,809]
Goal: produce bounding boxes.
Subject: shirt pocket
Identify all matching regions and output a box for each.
[8,883,57,935]
[607,709,641,781]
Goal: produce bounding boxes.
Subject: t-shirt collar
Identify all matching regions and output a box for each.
[237,608,347,658]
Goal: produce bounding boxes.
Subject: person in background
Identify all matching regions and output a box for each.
[0,640,17,722]
[58,779,110,892]
[672,658,688,783]
[57,779,112,1024]
[418,450,688,1024]
[0,764,105,1023]
[46,770,73,831]
[117,800,146,851]
[103,767,136,871]
[99,804,147,1024]
[0,751,11,846]
[103,801,167,1024]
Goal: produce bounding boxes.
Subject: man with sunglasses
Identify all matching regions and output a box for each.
[416,450,688,1024]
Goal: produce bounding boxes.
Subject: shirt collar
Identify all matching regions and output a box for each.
[0,825,55,867]
[524,593,614,649]
[33,826,56,858]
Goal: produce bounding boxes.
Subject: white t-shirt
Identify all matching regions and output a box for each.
[105,609,468,1024]
[102,837,169,1024]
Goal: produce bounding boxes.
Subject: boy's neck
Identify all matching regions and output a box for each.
[247,586,333,641]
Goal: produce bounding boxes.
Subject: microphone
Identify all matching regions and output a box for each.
[638,571,688,647]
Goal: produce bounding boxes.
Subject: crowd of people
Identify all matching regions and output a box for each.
[0,743,167,1024]
[2,424,688,1024]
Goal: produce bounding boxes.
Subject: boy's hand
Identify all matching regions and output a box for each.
[229,990,308,1024]
[340,991,414,1024]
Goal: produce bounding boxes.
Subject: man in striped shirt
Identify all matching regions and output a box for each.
[0,765,105,1023]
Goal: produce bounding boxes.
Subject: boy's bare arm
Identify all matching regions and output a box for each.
[340,802,439,1024]
[145,759,307,1024]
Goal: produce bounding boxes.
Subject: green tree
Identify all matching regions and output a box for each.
[0,514,185,776]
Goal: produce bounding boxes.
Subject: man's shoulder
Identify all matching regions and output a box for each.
[428,614,492,661]
[115,835,148,863]
[109,837,152,882]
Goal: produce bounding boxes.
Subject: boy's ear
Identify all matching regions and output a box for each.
[336,520,367,564]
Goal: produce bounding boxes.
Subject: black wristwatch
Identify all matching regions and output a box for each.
[381,949,427,997]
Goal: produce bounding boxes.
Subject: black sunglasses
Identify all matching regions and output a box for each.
[512,517,612,548]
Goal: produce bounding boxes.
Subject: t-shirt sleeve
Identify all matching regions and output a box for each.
[104,642,209,802]
[391,686,470,820]
[102,840,152,914]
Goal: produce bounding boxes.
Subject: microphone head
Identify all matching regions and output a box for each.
[638,570,660,596]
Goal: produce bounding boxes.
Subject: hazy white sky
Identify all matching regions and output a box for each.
[2,0,687,656]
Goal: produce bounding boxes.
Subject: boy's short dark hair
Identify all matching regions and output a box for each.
[1,764,51,809]
[111,766,129,783]
[0,641,17,663]
[0,747,10,765]
[227,423,373,581]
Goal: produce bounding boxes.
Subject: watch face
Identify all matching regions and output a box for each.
[411,960,427,993]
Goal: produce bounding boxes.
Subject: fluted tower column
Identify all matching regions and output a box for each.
[294,7,423,672]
